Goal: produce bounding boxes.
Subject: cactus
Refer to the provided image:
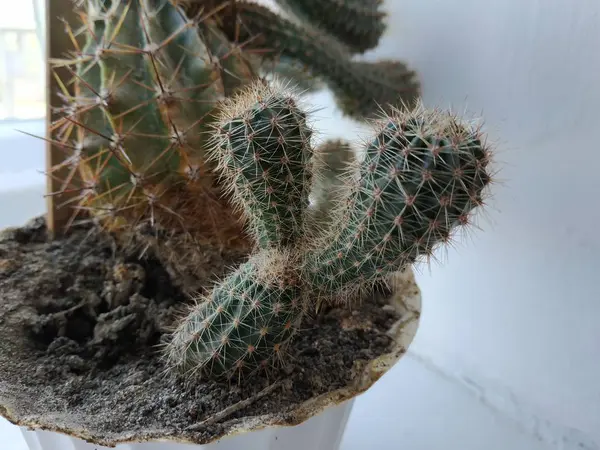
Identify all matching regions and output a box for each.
[49,0,259,275]
[181,0,420,120]
[304,105,493,302]
[168,248,304,378]
[166,81,493,379]
[273,0,387,54]
[208,80,314,248]
[45,1,493,381]
[51,0,419,252]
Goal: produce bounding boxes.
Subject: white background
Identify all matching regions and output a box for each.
[1,0,600,449]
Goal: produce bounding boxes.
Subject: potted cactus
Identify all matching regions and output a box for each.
[0,1,494,449]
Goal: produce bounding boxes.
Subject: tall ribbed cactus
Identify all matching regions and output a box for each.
[50,0,258,282]
[166,80,494,380]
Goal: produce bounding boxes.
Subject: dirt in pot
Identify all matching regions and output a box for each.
[0,216,401,445]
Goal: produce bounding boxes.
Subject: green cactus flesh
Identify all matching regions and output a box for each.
[210,1,420,120]
[168,249,303,378]
[304,105,492,297]
[274,0,387,54]
[210,81,313,248]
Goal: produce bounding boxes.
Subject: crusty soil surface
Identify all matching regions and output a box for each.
[0,216,400,445]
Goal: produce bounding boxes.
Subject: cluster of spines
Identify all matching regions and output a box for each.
[167,80,494,380]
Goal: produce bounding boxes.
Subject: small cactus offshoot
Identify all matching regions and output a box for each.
[304,106,493,302]
[166,80,494,380]
[208,81,314,248]
[168,248,303,378]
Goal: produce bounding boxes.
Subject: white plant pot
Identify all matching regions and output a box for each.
[3,269,420,450]
[20,399,354,450]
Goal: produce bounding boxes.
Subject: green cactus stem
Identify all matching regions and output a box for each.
[209,80,313,248]
[167,248,304,378]
[49,0,256,249]
[303,103,493,300]
[78,0,221,195]
[274,0,387,54]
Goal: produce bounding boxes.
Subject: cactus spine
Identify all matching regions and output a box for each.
[167,81,494,380]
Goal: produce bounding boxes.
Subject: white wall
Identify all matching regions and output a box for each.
[0,120,46,228]
[294,0,600,447]
[363,0,600,446]
[1,0,599,448]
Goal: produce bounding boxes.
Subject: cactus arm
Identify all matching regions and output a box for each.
[210,81,313,248]
[223,1,420,120]
[274,0,387,54]
[303,104,493,299]
[167,249,304,378]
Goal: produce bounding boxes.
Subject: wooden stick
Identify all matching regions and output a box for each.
[45,0,80,238]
